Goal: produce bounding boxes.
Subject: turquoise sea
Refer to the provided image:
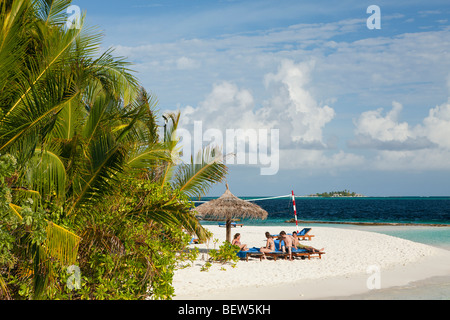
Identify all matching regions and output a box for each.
[198,196,450,248]
[197,197,450,299]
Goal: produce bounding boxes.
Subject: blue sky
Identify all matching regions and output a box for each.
[74,0,450,196]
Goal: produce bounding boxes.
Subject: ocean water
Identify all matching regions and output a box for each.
[197,197,450,299]
[333,275,450,300]
[197,197,450,247]
[248,197,450,225]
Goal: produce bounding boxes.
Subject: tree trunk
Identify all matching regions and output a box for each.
[226,218,232,243]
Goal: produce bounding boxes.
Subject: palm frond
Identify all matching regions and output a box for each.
[51,98,82,140]
[88,48,140,105]
[33,0,72,26]
[9,203,81,271]
[136,88,160,144]
[26,147,67,200]
[0,1,33,111]
[45,221,81,265]
[9,203,23,220]
[0,90,80,154]
[126,145,171,169]
[172,145,228,199]
[163,112,181,151]
[159,162,175,187]
[3,16,83,120]
[0,274,11,300]
[68,132,126,215]
[155,111,184,185]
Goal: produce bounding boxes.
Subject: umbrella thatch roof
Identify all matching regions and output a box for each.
[194,184,268,221]
[194,184,268,242]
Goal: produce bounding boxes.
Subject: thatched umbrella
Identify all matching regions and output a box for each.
[194,184,268,242]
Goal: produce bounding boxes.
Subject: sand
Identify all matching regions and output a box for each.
[172,225,450,300]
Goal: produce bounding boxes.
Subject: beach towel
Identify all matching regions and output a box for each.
[291,247,309,254]
[236,247,261,259]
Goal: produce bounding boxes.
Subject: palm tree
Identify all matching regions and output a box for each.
[0,0,91,299]
[1,0,228,299]
[0,0,155,298]
[153,112,228,237]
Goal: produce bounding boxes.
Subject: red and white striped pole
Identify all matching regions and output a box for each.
[292,190,299,233]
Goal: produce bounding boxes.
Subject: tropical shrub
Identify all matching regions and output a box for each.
[208,241,240,265]
[0,0,227,300]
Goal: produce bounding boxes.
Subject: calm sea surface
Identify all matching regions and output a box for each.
[243,197,450,225]
[196,196,450,222]
[197,197,450,247]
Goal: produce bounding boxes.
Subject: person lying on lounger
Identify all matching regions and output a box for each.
[292,231,324,253]
[260,232,276,259]
[232,233,248,251]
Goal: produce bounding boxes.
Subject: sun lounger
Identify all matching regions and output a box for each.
[290,247,310,259]
[297,228,315,241]
[218,222,244,228]
[236,244,325,261]
[272,229,315,240]
[309,249,325,259]
[291,247,325,259]
[236,247,263,261]
[261,240,288,261]
[267,240,324,260]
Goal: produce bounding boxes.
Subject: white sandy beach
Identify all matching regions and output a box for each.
[173,225,450,300]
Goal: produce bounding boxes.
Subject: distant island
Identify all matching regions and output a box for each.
[309,190,365,198]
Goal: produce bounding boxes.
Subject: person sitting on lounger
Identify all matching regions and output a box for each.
[232,233,248,251]
[292,231,324,253]
[279,231,294,261]
[260,232,276,259]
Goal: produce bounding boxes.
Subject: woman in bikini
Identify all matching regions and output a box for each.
[260,232,275,259]
[231,233,248,251]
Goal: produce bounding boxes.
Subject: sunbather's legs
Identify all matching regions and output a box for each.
[296,245,324,253]
[307,247,324,253]
[260,247,272,259]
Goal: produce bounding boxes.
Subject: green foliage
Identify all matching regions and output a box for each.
[0,155,54,299]
[20,199,48,245]
[200,241,239,272]
[208,241,240,265]
[200,262,212,272]
[0,0,227,300]
[0,154,16,184]
[48,177,201,300]
[314,189,359,197]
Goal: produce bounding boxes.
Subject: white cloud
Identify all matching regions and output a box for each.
[177,59,363,171]
[354,101,410,142]
[180,81,262,130]
[372,148,450,171]
[176,57,200,70]
[350,97,450,170]
[419,99,450,149]
[263,60,336,147]
[179,59,336,148]
[111,15,450,174]
[279,149,365,171]
[352,99,450,151]
[349,101,430,150]
[113,19,450,113]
